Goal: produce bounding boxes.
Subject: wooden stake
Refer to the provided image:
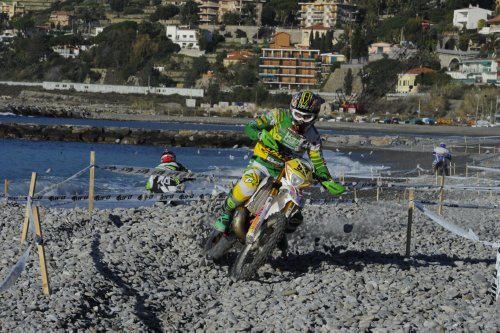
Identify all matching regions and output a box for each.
[435,171,438,185]
[89,151,95,211]
[405,189,415,258]
[478,143,481,154]
[465,164,468,177]
[4,178,8,195]
[438,175,445,215]
[32,205,51,295]
[354,187,357,202]
[21,172,37,244]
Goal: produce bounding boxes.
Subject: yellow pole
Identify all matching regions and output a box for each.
[405,189,415,258]
[4,179,8,195]
[21,172,37,244]
[32,205,51,295]
[438,175,445,215]
[89,151,95,211]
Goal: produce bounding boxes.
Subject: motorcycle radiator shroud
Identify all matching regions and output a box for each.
[231,177,274,242]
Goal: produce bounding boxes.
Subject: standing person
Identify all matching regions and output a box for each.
[146,148,191,193]
[212,90,345,246]
[432,142,452,176]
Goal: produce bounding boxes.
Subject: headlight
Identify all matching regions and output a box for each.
[289,173,305,187]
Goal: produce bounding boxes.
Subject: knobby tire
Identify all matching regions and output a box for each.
[230,212,287,280]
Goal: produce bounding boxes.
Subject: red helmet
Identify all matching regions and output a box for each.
[161,149,176,163]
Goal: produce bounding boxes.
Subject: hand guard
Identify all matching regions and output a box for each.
[259,129,279,151]
[321,180,345,196]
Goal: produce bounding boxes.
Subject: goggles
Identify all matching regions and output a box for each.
[291,108,316,123]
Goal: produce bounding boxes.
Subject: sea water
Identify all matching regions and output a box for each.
[0,138,388,199]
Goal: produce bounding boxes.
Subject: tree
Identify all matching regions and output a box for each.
[241,3,255,25]
[222,12,240,25]
[261,5,276,26]
[351,26,367,60]
[207,80,221,104]
[344,68,353,96]
[109,0,128,13]
[11,15,35,34]
[180,0,199,27]
[150,5,179,22]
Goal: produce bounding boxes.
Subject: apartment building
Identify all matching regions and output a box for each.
[1,1,25,19]
[197,0,264,24]
[259,32,321,89]
[297,0,358,28]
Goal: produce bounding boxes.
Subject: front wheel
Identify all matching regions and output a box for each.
[203,229,236,261]
[230,212,287,280]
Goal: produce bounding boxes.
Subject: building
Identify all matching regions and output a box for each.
[197,0,264,24]
[49,11,75,28]
[453,5,492,30]
[259,32,321,89]
[166,25,199,49]
[320,52,345,76]
[297,0,358,29]
[223,50,255,67]
[1,1,25,19]
[218,0,264,23]
[479,15,500,35]
[198,0,218,23]
[300,25,333,48]
[396,67,434,94]
[446,57,500,85]
[52,45,91,59]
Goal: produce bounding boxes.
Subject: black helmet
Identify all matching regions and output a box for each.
[290,90,323,124]
[161,149,176,163]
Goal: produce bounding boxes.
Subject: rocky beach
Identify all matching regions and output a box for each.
[0,169,499,332]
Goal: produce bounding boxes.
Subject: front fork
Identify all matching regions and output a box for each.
[246,188,301,244]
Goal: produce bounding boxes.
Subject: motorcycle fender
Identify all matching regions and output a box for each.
[265,186,300,219]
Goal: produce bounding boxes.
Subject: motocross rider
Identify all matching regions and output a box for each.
[213,90,346,248]
[432,142,452,176]
[146,148,191,193]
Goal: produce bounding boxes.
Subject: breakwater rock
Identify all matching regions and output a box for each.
[0,123,253,147]
[0,122,469,149]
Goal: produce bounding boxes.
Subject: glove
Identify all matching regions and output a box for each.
[258,129,279,151]
[321,180,345,196]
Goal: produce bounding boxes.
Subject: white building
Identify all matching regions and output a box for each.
[453,5,492,30]
[446,57,500,86]
[166,25,199,49]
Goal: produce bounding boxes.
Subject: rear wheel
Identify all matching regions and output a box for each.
[230,212,287,280]
[203,230,236,261]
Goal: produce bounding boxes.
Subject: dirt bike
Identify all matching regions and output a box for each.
[433,157,450,176]
[203,157,317,280]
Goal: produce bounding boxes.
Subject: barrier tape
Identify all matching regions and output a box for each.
[96,164,241,180]
[0,197,37,294]
[496,249,500,301]
[35,165,91,197]
[387,182,500,192]
[416,200,500,210]
[414,201,500,248]
[3,190,227,206]
[0,246,31,294]
[467,166,500,173]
